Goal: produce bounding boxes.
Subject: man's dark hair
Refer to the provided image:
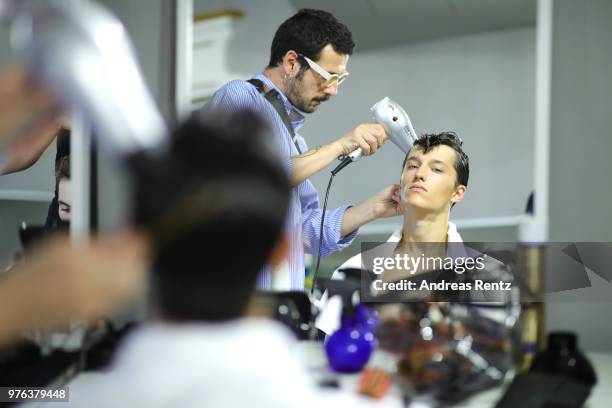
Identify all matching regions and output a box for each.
[268,9,355,68]
[402,132,469,188]
[131,110,290,322]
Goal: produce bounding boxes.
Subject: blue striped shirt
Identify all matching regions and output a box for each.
[203,73,357,290]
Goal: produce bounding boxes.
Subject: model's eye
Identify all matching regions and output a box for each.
[407,164,418,170]
[432,168,443,173]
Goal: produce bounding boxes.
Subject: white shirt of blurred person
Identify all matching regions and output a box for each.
[49,111,388,408]
[317,133,469,334]
[56,155,71,223]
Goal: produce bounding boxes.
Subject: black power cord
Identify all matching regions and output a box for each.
[310,156,353,295]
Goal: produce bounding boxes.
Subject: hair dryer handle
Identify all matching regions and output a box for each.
[348,148,364,162]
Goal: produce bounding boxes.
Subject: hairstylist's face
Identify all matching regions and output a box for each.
[284,44,349,113]
[400,145,466,214]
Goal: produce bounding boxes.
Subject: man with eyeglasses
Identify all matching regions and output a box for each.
[204,9,401,290]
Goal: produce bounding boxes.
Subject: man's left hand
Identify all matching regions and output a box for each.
[341,184,402,237]
[369,184,402,219]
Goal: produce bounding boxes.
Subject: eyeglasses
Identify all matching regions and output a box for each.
[299,54,349,88]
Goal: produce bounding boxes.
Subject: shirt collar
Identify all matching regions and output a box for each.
[254,73,306,133]
[388,221,463,243]
[388,222,468,259]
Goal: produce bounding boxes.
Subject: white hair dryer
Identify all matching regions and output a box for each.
[2,0,167,156]
[332,97,418,175]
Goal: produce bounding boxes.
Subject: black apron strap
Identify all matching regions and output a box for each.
[246,78,302,154]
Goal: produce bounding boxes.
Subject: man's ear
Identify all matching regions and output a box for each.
[282,50,300,77]
[451,185,467,205]
[267,234,289,269]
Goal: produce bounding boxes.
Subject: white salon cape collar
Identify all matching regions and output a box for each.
[315,222,462,335]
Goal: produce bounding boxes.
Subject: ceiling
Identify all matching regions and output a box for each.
[289,0,536,50]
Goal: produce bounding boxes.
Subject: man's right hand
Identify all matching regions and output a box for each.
[290,123,387,186]
[337,123,387,156]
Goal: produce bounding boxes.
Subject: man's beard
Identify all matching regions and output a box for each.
[284,76,328,114]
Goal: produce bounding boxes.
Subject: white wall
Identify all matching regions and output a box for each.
[545,0,612,351]
[99,0,176,121]
[194,0,297,76]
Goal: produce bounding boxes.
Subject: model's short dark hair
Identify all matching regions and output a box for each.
[130,110,290,322]
[268,9,355,68]
[402,132,469,188]
[55,155,70,181]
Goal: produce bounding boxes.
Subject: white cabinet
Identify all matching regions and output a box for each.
[191,11,249,108]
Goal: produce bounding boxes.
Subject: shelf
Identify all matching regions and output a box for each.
[0,190,54,203]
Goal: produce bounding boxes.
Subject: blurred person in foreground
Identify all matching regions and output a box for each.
[54,110,386,407]
[0,232,148,347]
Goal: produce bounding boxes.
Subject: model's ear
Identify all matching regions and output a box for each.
[451,185,467,205]
[281,50,300,77]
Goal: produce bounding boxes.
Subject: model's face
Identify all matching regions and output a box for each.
[285,44,349,113]
[58,177,71,222]
[400,145,465,214]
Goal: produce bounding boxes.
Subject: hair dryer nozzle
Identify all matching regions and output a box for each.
[331,97,418,175]
[8,0,167,157]
[370,97,418,154]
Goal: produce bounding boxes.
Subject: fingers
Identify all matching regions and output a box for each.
[355,136,371,155]
[386,184,403,216]
[353,123,388,156]
[372,123,387,147]
[378,184,399,199]
[16,233,149,328]
[97,232,150,304]
[84,232,149,307]
[359,125,379,155]
[358,134,375,155]
[0,67,28,100]
[338,123,388,156]
[94,229,150,261]
[390,184,401,203]
[0,116,63,175]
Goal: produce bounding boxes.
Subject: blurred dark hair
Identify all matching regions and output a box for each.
[268,9,355,68]
[55,127,71,167]
[55,155,70,181]
[130,110,290,322]
[402,132,469,188]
